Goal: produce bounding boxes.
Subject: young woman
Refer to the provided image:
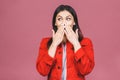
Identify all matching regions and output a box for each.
[36,5,95,80]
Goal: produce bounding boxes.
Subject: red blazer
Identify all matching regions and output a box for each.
[36,37,95,80]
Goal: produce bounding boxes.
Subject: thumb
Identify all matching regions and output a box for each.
[75,29,79,37]
[52,29,55,37]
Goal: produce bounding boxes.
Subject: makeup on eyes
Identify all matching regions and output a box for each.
[56,15,72,21]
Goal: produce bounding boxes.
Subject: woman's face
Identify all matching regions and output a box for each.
[55,10,75,28]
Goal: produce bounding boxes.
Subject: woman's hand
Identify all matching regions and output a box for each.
[52,26,64,47]
[64,26,81,52]
[48,26,64,58]
[64,26,78,45]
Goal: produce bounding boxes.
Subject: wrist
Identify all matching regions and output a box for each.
[51,42,58,48]
[73,40,80,47]
[73,41,81,52]
[48,43,57,58]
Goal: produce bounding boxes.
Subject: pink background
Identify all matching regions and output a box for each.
[0,0,120,80]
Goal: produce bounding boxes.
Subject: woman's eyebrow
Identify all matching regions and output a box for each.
[56,15,62,18]
[66,15,72,18]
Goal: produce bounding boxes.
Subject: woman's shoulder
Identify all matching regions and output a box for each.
[82,37,92,42]
[41,37,51,41]
[80,37,93,45]
[40,37,51,45]
[40,37,51,43]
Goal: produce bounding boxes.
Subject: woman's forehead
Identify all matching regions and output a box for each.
[56,10,73,17]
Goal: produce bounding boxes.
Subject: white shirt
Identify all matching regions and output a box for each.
[62,44,67,80]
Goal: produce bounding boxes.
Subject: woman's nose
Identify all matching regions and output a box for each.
[61,22,67,27]
[62,21,67,25]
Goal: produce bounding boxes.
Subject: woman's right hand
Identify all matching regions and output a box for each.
[48,26,64,58]
[52,26,64,47]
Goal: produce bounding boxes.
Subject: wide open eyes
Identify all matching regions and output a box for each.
[66,17,71,21]
[56,16,62,21]
[57,17,72,21]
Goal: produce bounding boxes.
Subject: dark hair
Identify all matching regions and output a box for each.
[47,5,84,48]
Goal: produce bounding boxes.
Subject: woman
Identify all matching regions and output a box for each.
[36,5,95,80]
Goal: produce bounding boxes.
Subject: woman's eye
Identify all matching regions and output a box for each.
[58,18,62,21]
[66,18,71,21]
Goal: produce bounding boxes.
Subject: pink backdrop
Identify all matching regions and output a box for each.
[0,0,120,80]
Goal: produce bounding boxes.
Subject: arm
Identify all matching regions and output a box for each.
[36,27,64,76]
[74,38,95,75]
[36,38,56,76]
[64,26,95,75]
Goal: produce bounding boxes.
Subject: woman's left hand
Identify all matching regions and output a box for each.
[64,26,81,52]
[64,26,78,45]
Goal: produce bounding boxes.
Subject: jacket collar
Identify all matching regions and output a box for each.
[57,41,73,49]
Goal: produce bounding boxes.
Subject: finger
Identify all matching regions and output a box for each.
[68,26,74,32]
[52,29,55,37]
[76,29,79,37]
[56,27,64,38]
[64,29,68,35]
[57,26,64,31]
[58,27,64,34]
[65,26,71,34]
[61,30,65,36]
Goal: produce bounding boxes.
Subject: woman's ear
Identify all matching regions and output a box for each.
[55,22,57,26]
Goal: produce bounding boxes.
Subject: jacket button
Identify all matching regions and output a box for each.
[58,52,62,54]
[57,66,61,69]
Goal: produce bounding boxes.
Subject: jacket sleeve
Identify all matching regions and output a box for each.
[74,38,95,75]
[36,38,56,76]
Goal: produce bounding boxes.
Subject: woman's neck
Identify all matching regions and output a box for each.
[62,35,67,44]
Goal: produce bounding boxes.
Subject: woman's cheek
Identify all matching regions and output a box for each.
[58,22,63,26]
